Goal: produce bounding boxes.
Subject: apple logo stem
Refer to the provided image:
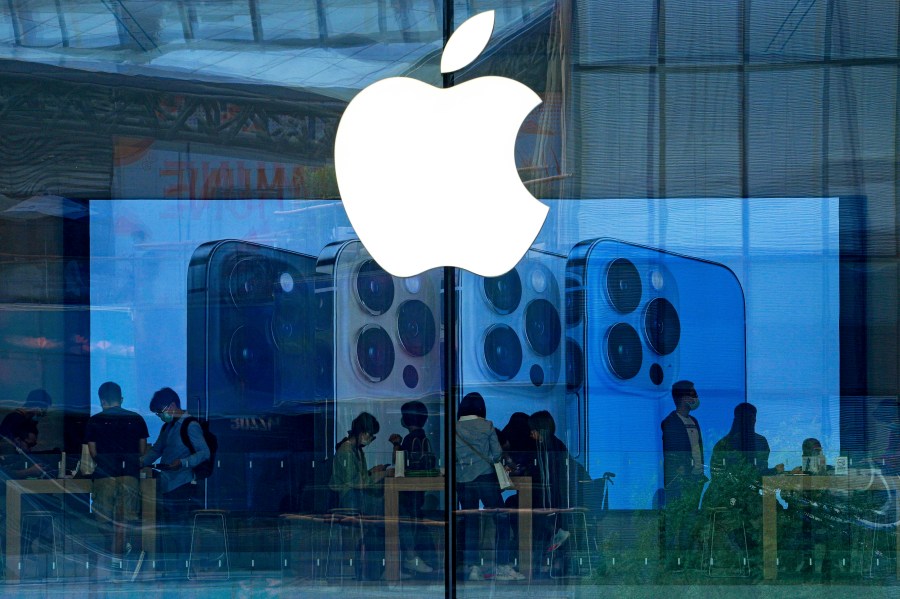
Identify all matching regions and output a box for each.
[334,10,549,278]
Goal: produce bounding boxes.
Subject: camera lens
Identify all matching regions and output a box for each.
[649,363,664,386]
[356,325,395,382]
[530,364,544,387]
[605,258,642,314]
[565,276,583,326]
[483,324,522,380]
[272,270,313,354]
[565,337,584,392]
[606,323,642,380]
[525,299,562,356]
[644,297,680,356]
[229,258,270,306]
[483,269,522,314]
[227,325,273,386]
[356,259,394,315]
[397,300,436,357]
[403,365,419,389]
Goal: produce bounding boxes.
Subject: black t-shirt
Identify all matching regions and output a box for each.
[85,406,149,478]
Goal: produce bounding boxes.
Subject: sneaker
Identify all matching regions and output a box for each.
[403,556,434,574]
[494,564,525,581]
[547,528,570,552]
[467,565,483,580]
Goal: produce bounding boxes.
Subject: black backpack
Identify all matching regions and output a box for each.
[178,416,218,479]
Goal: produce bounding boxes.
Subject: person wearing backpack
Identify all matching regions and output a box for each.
[142,387,210,576]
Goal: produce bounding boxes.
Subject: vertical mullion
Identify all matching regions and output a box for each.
[441,3,457,595]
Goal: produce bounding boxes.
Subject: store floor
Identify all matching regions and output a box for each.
[5,578,900,599]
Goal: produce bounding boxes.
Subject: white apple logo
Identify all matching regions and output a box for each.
[334,10,548,278]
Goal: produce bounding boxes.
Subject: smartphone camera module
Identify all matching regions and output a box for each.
[483,269,522,314]
[524,299,562,357]
[355,259,394,315]
[397,299,436,357]
[356,324,395,382]
[483,324,523,380]
[606,322,642,380]
[605,258,642,314]
[643,297,680,355]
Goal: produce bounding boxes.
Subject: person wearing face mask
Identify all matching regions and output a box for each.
[329,412,390,579]
[0,389,52,449]
[141,387,210,576]
[331,412,388,512]
[660,380,707,569]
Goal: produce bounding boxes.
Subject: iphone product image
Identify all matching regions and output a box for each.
[187,239,321,511]
[316,239,443,463]
[457,249,576,455]
[566,238,746,508]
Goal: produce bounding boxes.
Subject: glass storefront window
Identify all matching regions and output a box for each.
[0,0,898,596]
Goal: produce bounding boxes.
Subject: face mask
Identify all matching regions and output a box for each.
[159,412,174,423]
[687,397,700,411]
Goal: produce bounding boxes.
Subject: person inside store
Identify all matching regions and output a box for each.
[0,419,45,479]
[141,387,210,577]
[706,402,784,563]
[0,388,52,446]
[499,412,534,476]
[388,400,437,574]
[455,392,524,582]
[528,410,579,575]
[660,380,706,569]
[497,411,535,551]
[329,410,436,579]
[778,438,850,578]
[86,381,149,578]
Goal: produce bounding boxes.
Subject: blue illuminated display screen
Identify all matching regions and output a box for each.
[90,198,839,509]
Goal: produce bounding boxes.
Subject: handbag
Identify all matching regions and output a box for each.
[80,443,95,476]
[494,461,514,490]
[456,430,514,490]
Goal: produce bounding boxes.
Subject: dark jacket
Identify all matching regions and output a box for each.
[530,435,589,511]
[661,411,704,489]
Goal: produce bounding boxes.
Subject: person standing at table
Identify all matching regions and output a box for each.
[388,400,436,575]
[456,392,524,582]
[529,411,573,563]
[142,387,209,577]
[86,381,149,577]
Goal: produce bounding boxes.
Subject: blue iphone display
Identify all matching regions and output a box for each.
[566,239,746,508]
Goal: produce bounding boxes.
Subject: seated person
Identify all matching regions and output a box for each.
[800,438,831,474]
[330,412,431,577]
[780,438,847,576]
[0,420,46,479]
